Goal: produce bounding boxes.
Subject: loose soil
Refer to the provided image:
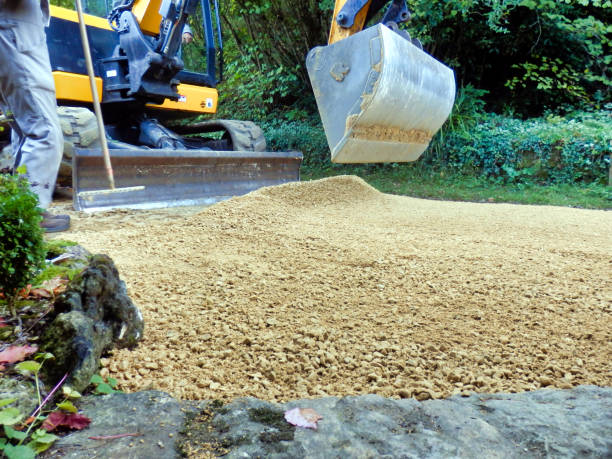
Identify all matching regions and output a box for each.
[49,176,612,402]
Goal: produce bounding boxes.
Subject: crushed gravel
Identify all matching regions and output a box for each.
[50,176,612,402]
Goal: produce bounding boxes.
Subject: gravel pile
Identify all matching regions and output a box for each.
[52,176,612,401]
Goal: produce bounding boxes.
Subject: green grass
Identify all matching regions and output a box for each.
[302,166,612,210]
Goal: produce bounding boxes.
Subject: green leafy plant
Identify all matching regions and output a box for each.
[261,114,329,170]
[89,374,121,395]
[296,107,611,189]
[425,84,489,166]
[0,353,61,458]
[441,110,611,185]
[0,169,45,316]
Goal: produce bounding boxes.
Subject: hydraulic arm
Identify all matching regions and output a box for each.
[103,0,221,104]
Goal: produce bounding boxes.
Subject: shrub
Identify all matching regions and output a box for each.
[0,171,45,297]
[442,110,611,185]
[261,115,330,170]
[264,103,610,187]
[424,84,489,167]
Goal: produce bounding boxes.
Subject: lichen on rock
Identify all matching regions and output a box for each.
[41,254,144,391]
[0,378,38,417]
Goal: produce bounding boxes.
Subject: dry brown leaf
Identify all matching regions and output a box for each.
[30,288,52,299]
[0,344,38,365]
[284,407,323,429]
[41,277,69,295]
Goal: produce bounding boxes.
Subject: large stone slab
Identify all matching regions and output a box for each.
[44,386,612,458]
[45,391,183,459]
[181,386,612,458]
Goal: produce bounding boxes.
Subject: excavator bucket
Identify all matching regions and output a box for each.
[72,148,302,212]
[306,24,455,163]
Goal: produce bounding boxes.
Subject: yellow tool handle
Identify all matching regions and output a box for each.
[74,0,116,190]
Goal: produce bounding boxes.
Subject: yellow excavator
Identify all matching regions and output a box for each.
[38,0,454,210]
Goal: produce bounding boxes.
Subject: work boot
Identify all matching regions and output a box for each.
[40,212,70,233]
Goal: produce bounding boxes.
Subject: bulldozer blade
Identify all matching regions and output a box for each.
[307,24,455,163]
[72,148,302,212]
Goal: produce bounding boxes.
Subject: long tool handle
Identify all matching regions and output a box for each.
[74,0,115,189]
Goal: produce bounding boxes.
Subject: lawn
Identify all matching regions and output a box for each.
[302,166,612,210]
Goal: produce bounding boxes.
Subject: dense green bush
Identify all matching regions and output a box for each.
[0,172,45,297]
[442,110,611,185]
[408,0,611,115]
[263,106,611,186]
[261,114,329,169]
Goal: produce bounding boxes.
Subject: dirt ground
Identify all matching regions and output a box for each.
[49,176,612,402]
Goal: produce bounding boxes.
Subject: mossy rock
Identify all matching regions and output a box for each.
[40,254,144,392]
[0,378,38,418]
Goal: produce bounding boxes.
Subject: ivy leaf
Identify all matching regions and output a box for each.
[34,352,54,361]
[61,386,82,399]
[32,429,58,443]
[29,428,59,452]
[0,399,17,408]
[56,400,77,413]
[30,428,58,444]
[2,443,36,459]
[4,424,27,441]
[0,408,24,426]
[90,374,104,385]
[27,439,56,455]
[15,360,41,375]
[93,382,115,395]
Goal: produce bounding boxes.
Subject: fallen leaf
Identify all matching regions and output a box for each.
[24,416,36,425]
[29,288,52,299]
[42,277,69,295]
[17,284,32,298]
[284,407,323,430]
[0,317,7,327]
[42,411,91,432]
[0,345,38,365]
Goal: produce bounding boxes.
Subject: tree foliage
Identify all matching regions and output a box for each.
[212,0,610,117]
[212,0,331,119]
[407,0,611,115]
[48,0,610,116]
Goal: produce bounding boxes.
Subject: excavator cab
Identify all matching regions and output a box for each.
[45,0,302,211]
[307,0,456,163]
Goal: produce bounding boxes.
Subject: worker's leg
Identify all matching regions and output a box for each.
[0,19,62,209]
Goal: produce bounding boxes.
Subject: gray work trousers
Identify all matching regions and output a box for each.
[0,0,62,209]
